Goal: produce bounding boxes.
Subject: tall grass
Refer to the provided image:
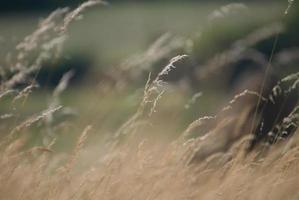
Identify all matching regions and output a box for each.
[0,0,298,199]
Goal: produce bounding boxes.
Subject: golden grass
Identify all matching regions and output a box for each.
[0,128,299,200]
[0,1,298,199]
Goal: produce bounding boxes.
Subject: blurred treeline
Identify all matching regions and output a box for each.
[1,0,298,90]
[0,0,281,12]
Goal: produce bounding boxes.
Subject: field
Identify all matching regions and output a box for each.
[0,0,298,199]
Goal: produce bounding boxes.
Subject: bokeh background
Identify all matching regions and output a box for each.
[0,0,298,149]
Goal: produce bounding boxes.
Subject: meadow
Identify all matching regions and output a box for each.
[0,0,298,199]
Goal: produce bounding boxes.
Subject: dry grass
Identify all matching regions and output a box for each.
[1,128,299,200]
[0,1,298,200]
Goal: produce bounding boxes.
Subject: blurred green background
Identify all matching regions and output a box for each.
[0,1,283,67]
[1,0,297,147]
[0,1,285,89]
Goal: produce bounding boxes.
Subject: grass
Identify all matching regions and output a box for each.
[0,0,298,199]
